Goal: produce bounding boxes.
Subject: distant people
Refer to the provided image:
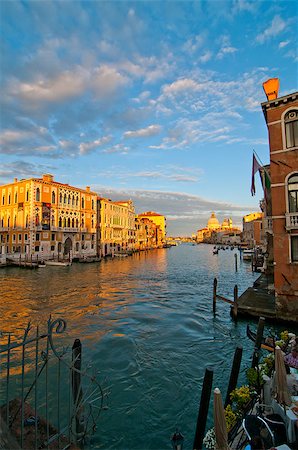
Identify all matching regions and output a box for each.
[284,345,298,369]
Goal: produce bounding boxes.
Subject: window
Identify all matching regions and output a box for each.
[18,234,22,241]
[291,236,298,262]
[52,191,56,203]
[288,173,298,213]
[51,245,55,251]
[36,188,40,201]
[15,193,17,203]
[13,234,16,241]
[82,197,85,208]
[59,193,62,203]
[26,190,29,201]
[59,217,62,227]
[51,234,55,241]
[36,233,40,241]
[285,110,298,148]
[35,245,40,252]
[25,234,28,241]
[8,194,11,204]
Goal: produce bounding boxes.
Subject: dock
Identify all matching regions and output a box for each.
[237,274,277,320]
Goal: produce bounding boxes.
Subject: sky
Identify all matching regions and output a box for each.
[1,1,297,236]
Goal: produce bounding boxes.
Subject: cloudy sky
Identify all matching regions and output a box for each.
[1,1,297,235]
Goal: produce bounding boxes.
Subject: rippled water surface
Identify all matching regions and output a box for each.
[0,244,285,449]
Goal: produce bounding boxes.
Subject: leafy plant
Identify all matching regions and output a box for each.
[225,404,237,432]
[246,367,263,389]
[230,385,251,409]
[280,330,289,342]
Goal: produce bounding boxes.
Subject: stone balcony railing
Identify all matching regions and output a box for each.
[286,212,298,230]
[51,226,87,233]
[263,216,273,233]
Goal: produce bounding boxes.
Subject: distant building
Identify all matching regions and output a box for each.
[0,174,97,262]
[261,80,298,319]
[242,212,264,248]
[97,197,135,256]
[137,211,166,247]
[196,212,239,243]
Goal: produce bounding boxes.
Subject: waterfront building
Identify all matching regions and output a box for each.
[261,79,298,318]
[242,212,264,248]
[196,212,238,243]
[137,212,166,247]
[0,174,97,262]
[97,197,136,256]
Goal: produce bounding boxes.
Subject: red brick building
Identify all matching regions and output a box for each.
[261,82,298,320]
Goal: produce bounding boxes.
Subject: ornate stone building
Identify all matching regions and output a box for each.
[0,174,97,262]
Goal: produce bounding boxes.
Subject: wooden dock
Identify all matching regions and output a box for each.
[237,274,276,320]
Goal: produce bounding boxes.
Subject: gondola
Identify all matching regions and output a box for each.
[246,324,275,352]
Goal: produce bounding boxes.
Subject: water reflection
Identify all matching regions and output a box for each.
[1,244,295,449]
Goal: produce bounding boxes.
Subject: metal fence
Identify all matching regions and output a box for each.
[0,317,107,449]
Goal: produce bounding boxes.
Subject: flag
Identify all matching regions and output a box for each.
[251,154,262,196]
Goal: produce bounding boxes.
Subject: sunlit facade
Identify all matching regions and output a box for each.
[261,85,298,317]
[0,174,97,262]
[137,212,166,247]
[196,212,238,243]
[97,197,136,256]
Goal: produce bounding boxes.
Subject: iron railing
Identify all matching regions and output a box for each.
[0,317,108,449]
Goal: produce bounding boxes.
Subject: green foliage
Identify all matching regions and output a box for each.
[246,367,263,388]
[280,330,289,342]
[230,385,251,409]
[224,404,237,432]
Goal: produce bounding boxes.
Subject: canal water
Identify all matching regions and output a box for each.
[0,244,285,449]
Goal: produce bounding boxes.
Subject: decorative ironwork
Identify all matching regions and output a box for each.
[0,317,108,449]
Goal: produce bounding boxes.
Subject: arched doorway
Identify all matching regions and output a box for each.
[64,237,72,255]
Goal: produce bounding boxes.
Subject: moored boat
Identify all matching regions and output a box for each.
[45,260,72,266]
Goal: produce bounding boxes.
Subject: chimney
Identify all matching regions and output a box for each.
[263,78,280,101]
[86,186,90,193]
[14,178,18,183]
[42,174,54,182]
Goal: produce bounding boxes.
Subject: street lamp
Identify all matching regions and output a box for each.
[171,429,184,450]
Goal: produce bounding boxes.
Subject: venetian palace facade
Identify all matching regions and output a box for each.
[0,174,97,261]
[262,79,298,319]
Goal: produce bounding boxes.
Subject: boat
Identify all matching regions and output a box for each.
[113,253,128,257]
[246,325,290,352]
[243,249,254,260]
[45,260,72,266]
[213,249,219,255]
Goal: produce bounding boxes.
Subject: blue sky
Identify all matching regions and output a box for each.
[1,1,297,235]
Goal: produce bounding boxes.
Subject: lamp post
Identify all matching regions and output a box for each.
[171,429,184,450]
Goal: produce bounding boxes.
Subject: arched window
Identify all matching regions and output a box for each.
[59,217,62,227]
[2,195,4,205]
[288,173,298,213]
[81,197,85,208]
[26,215,29,228]
[91,219,94,228]
[59,193,62,203]
[92,199,94,209]
[67,218,71,227]
[72,196,75,206]
[64,194,67,204]
[52,191,56,204]
[285,110,298,148]
[7,217,10,227]
[26,190,29,201]
[76,242,79,251]
[76,218,79,227]
[68,195,70,205]
[72,218,75,227]
[14,216,16,228]
[8,194,11,204]
[63,218,66,227]
[15,192,17,203]
[36,188,40,201]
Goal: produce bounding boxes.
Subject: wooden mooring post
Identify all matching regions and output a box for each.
[72,338,83,442]
[251,317,265,368]
[213,278,217,314]
[213,278,238,321]
[224,346,243,407]
[234,253,238,272]
[193,367,213,450]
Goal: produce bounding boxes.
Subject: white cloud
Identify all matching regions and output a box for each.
[102,144,129,154]
[279,40,290,49]
[79,136,111,154]
[199,51,212,63]
[256,15,288,43]
[124,124,162,139]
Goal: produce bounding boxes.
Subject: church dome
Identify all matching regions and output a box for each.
[207,212,220,230]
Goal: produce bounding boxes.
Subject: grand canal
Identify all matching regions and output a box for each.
[0,244,283,449]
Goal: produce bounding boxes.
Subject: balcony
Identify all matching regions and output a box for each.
[286,213,298,230]
[51,227,82,233]
[0,227,9,232]
[263,217,273,233]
